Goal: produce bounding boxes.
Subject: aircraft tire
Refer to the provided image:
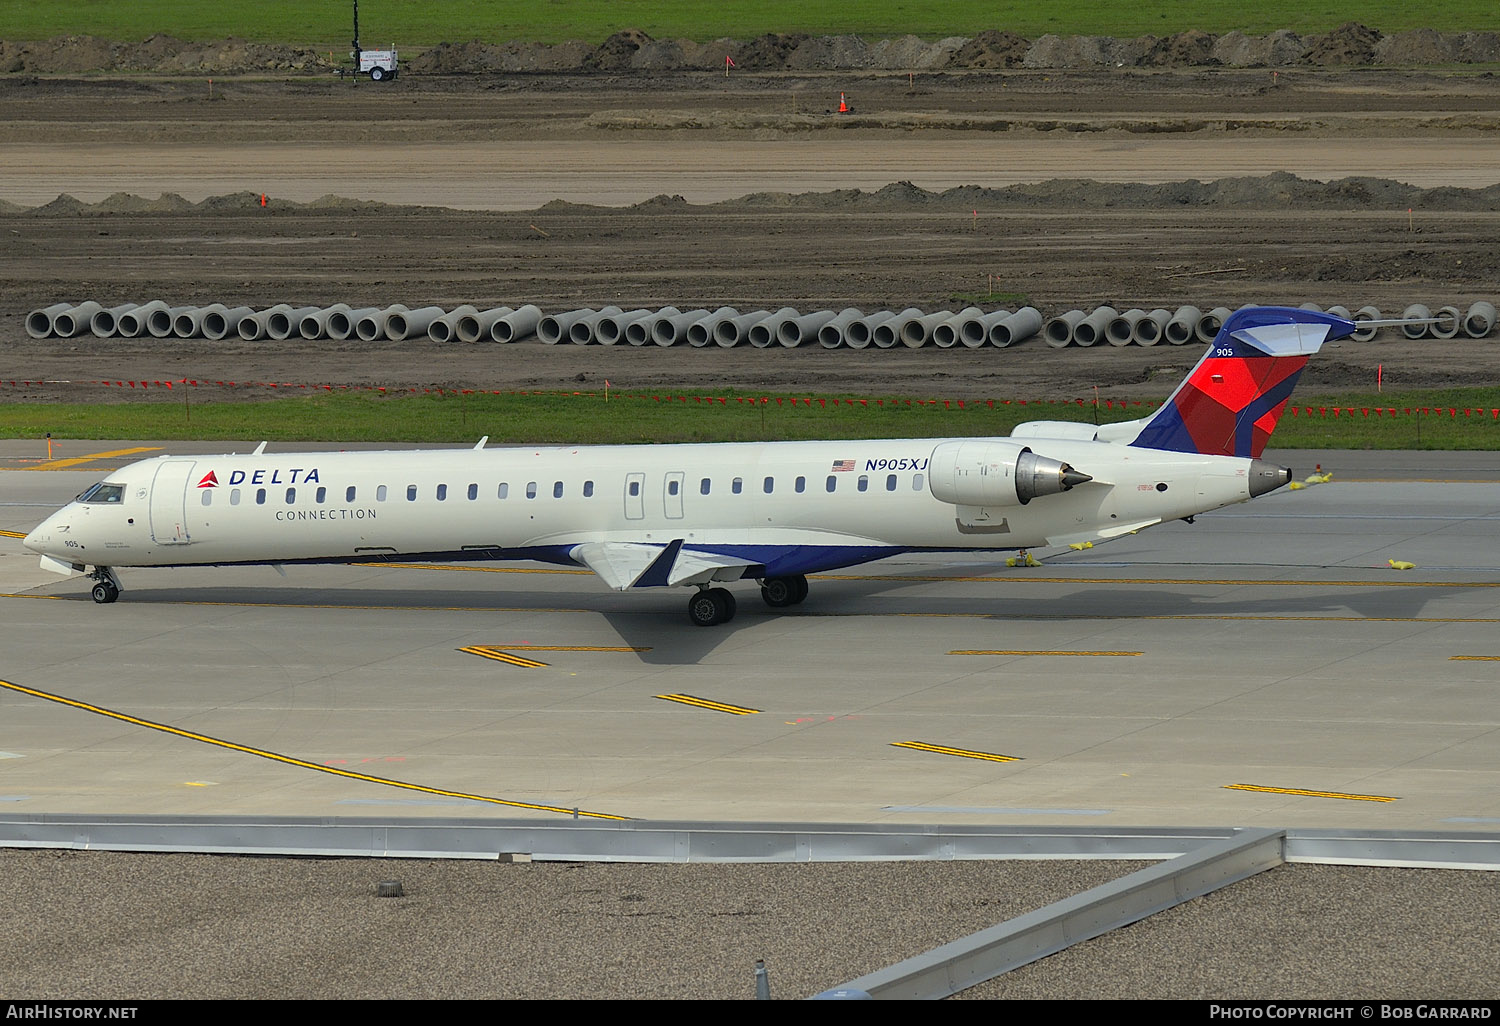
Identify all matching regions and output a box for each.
[761,576,800,607]
[91,581,119,604]
[688,588,735,627]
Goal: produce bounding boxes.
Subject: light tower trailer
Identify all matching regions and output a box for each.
[343,0,398,81]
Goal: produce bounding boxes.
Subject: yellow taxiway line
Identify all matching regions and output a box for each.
[21,446,161,471]
[1224,783,1398,803]
[892,741,1023,763]
[654,693,760,715]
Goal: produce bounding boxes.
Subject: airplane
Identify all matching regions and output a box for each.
[24,306,1345,626]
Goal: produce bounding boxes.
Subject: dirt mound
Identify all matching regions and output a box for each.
[1143,30,1219,68]
[1378,29,1462,65]
[948,30,1030,69]
[583,29,654,72]
[730,33,809,70]
[1302,22,1382,65]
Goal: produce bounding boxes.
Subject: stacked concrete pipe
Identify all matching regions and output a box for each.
[428,305,479,343]
[747,308,798,348]
[1133,309,1172,346]
[776,309,834,348]
[386,306,447,342]
[329,307,379,341]
[1351,306,1381,342]
[1164,306,1200,345]
[457,306,514,343]
[901,310,953,348]
[89,303,138,338]
[176,303,229,339]
[962,308,1012,348]
[238,304,292,341]
[1430,305,1462,340]
[990,307,1043,347]
[1464,301,1496,338]
[567,306,623,345]
[203,306,254,341]
[490,305,542,343]
[52,301,104,338]
[625,307,677,346]
[26,303,73,339]
[651,308,710,347]
[847,311,895,350]
[596,308,651,346]
[1071,306,1116,347]
[297,303,351,341]
[1044,310,1085,348]
[1105,309,1145,347]
[876,309,923,349]
[1401,304,1432,340]
[816,308,864,349]
[117,300,168,338]
[931,307,980,349]
[687,307,739,347]
[355,304,408,342]
[1195,307,1232,344]
[713,309,769,347]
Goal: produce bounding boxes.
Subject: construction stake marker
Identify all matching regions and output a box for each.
[1223,783,1398,803]
[458,645,548,668]
[655,694,760,715]
[892,741,1022,763]
[0,678,624,819]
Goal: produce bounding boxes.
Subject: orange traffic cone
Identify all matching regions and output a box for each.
[838,92,849,113]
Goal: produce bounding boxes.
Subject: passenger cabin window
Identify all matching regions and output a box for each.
[347,486,357,502]
[230,488,241,506]
[78,483,125,504]
[763,477,774,494]
[553,481,564,499]
[316,487,327,504]
[256,488,267,505]
[667,480,679,496]
[826,476,837,493]
[857,475,868,493]
[436,484,448,501]
[467,483,478,501]
[628,481,640,497]
[286,487,296,503]
[584,481,594,498]
[700,478,710,495]
[886,474,897,492]
[406,485,417,501]
[201,489,212,506]
[732,477,743,495]
[498,483,509,499]
[376,485,387,502]
[913,473,924,491]
[526,482,538,499]
[795,476,806,493]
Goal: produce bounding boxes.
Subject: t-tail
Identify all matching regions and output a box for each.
[1125,306,1354,458]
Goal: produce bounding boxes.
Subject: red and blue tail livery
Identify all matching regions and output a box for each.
[1129,306,1355,459]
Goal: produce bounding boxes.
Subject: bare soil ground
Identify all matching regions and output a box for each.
[2,71,1498,406]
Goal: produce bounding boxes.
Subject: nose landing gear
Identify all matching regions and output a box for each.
[88,567,122,604]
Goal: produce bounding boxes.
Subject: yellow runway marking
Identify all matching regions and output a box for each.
[655,694,760,715]
[1224,783,1398,803]
[0,678,625,819]
[504,645,651,652]
[0,529,27,539]
[22,446,160,471]
[1450,655,1500,661]
[950,649,1143,657]
[892,741,1022,763]
[458,645,549,668]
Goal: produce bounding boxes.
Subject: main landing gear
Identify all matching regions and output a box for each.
[685,575,810,626]
[88,567,121,604]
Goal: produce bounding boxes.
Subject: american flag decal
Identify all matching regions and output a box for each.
[831,459,855,472]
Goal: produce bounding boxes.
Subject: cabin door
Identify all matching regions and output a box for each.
[149,460,197,545]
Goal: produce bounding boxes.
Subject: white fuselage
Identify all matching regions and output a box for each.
[25,437,1261,581]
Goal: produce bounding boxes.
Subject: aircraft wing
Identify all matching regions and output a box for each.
[569,540,759,591]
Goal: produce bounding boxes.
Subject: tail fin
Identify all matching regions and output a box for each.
[1127,306,1354,458]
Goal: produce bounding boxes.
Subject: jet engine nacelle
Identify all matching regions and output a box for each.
[927,440,1092,507]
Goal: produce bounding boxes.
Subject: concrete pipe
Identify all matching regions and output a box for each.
[203,306,254,341]
[149,305,196,338]
[237,304,291,341]
[386,306,447,342]
[713,310,769,347]
[1195,307,1232,344]
[990,307,1043,348]
[777,310,836,348]
[875,308,923,349]
[596,308,651,346]
[568,306,624,345]
[687,307,739,347]
[490,305,542,343]
[327,306,379,341]
[1430,305,1462,340]
[626,307,677,346]
[90,303,139,337]
[1071,306,1117,348]
[176,304,229,339]
[355,304,408,342]
[961,308,1011,348]
[1463,301,1496,339]
[1044,310,1085,348]
[429,305,480,343]
[116,300,168,338]
[1298,302,1325,312]
[1105,309,1146,347]
[298,303,351,341]
[52,301,104,338]
[1133,308,1172,347]
[26,303,73,339]
[900,310,954,349]
[537,308,590,345]
[1351,306,1381,343]
[653,308,711,347]
[1401,304,1432,340]
[816,308,865,349]
[748,308,798,348]
[1326,305,1352,321]
[931,307,981,349]
[457,307,513,344]
[1163,306,1200,345]
[846,311,894,350]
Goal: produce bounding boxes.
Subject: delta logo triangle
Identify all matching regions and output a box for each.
[196,471,219,489]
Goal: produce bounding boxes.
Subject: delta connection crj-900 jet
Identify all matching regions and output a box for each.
[26,306,1344,627]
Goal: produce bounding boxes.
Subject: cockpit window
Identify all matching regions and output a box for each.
[78,482,125,504]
